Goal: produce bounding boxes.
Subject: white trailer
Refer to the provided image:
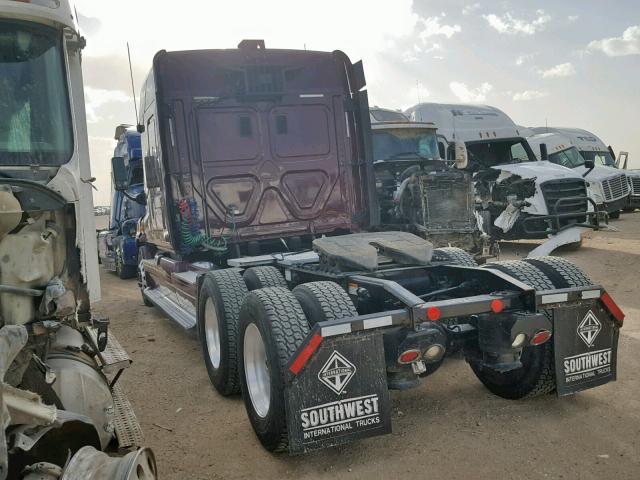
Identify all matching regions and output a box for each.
[0,1,156,478]
[405,103,598,244]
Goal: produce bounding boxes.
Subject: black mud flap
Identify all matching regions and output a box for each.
[285,331,391,454]
[554,301,619,396]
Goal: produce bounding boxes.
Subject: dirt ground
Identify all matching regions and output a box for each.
[94,213,640,480]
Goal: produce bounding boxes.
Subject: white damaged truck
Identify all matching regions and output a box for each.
[0,1,156,478]
[405,103,599,247]
[527,131,630,218]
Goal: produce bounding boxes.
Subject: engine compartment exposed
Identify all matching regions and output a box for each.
[374,159,487,253]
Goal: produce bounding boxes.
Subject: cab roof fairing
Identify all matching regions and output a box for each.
[0,0,78,33]
[404,103,527,143]
[530,126,609,153]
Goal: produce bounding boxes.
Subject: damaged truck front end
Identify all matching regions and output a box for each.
[475,159,599,240]
[0,2,155,478]
[371,119,491,256]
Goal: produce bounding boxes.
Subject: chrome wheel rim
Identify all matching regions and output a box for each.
[204,298,221,369]
[244,323,270,418]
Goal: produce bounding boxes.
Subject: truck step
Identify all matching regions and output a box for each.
[86,327,132,375]
[143,287,197,329]
[112,383,145,449]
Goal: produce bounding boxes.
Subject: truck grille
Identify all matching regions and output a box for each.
[601,174,630,202]
[631,176,640,196]
[540,179,588,215]
[420,171,475,232]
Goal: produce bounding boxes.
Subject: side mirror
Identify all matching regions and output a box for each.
[111,156,129,191]
[582,158,595,177]
[454,142,468,169]
[135,191,147,206]
[539,143,549,160]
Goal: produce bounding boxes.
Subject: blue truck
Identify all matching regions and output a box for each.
[97,125,146,278]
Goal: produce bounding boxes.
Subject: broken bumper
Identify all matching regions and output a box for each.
[603,195,629,214]
[519,196,600,238]
[628,195,640,209]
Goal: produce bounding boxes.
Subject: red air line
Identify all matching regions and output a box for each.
[289,333,323,375]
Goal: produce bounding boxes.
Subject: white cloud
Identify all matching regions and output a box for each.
[84,87,132,123]
[449,81,493,102]
[462,3,481,16]
[568,15,579,23]
[483,9,551,35]
[419,15,461,41]
[402,42,441,62]
[515,52,537,66]
[512,90,548,101]
[541,62,576,78]
[588,25,640,56]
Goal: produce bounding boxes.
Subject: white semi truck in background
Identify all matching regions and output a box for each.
[405,103,599,247]
[527,132,630,218]
[0,1,156,478]
[531,126,640,211]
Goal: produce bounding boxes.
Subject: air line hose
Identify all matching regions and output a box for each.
[177,198,229,254]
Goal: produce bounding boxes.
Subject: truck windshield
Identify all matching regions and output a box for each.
[580,150,616,167]
[372,128,439,162]
[466,138,535,168]
[0,21,73,166]
[549,147,586,169]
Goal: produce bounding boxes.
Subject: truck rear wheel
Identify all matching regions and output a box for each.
[523,256,593,288]
[292,281,357,327]
[431,247,477,266]
[198,269,248,396]
[238,287,309,452]
[243,266,287,291]
[474,260,556,399]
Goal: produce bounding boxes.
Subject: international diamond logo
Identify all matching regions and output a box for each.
[577,310,601,347]
[318,351,356,395]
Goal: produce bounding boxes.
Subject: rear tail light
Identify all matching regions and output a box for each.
[531,330,552,346]
[398,349,421,364]
[426,306,441,321]
[601,291,625,325]
[491,299,505,313]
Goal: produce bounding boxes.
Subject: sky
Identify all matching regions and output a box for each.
[72,0,640,205]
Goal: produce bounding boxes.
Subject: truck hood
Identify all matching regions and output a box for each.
[625,169,640,178]
[573,165,624,182]
[491,161,581,182]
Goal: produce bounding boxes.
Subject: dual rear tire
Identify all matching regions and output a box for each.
[238,281,357,452]
[474,257,594,399]
[199,268,356,452]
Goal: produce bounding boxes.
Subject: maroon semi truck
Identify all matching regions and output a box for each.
[111,41,624,454]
